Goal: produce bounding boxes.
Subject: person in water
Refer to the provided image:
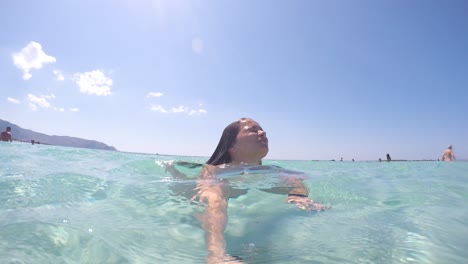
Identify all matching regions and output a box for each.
[1,127,12,142]
[441,145,455,162]
[193,118,325,263]
[386,153,392,162]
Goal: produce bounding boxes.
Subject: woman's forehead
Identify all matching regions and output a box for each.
[240,119,261,128]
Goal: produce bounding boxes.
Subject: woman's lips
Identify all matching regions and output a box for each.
[259,137,268,145]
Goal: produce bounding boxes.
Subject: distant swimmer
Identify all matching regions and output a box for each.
[1,127,12,142]
[386,153,392,162]
[441,145,455,162]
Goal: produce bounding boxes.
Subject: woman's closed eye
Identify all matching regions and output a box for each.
[248,126,262,133]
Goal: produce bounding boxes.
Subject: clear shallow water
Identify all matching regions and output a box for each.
[1,142,467,264]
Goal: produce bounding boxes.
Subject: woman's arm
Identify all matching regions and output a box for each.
[194,165,232,263]
[161,161,190,180]
[282,175,326,211]
[261,173,327,211]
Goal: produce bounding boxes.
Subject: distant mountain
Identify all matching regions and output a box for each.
[0,119,117,151]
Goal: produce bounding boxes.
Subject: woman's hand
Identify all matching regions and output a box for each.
[160,160,188,179]
[286,195,327,211]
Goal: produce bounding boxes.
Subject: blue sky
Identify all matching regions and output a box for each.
[1,0,467,161]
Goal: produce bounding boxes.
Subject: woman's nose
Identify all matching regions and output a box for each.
[258,130,266,136]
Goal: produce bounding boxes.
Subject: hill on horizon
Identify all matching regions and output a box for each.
[0,119,117,151]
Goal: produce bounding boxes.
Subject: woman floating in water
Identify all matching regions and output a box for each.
[191,118,325,263]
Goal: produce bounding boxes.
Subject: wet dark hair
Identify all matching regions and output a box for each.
[206,118,247,165]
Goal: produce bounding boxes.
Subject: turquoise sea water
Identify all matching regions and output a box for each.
[1,142,467,264]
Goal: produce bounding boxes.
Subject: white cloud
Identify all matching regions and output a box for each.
[150,104,207,115]
[150,105,168,113]
[189,109,207,115]
[147,92,163,98]
[26,94,73,112]
[192,37,204,54]
[12,41,56,80]
[148,94,207,115]
[28,94,52,110]
[27,93,66,112]
[73,70,112,96]
[7,97,20,104]
[171,105,188,113]
[53,70,65,81]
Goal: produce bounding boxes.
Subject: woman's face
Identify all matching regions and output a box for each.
[229,119,269,162]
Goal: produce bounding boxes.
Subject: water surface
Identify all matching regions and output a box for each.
[1,143,467,263]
